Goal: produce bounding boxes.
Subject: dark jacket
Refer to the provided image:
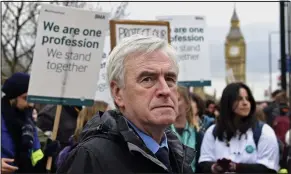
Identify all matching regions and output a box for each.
[37,105,80,149]
[263,102,280,127]
[57,110,196,174]
[1,97,48,173]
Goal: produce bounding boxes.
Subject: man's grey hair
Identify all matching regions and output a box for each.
[106,34,179,92]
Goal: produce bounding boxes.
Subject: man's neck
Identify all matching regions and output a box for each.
[174,115,187,129]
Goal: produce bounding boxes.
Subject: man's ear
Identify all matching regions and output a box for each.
[110,81,125,108]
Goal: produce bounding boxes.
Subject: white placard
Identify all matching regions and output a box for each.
[95,36,115,109]
[156,15,211,87]
[110,20,170,50]
[27,4,109,106]
[115,24,169,43]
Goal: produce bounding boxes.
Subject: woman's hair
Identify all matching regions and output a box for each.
[177,86,199,130]
[73,101,108,142]
[190,93,205,118]
[254,106,266,122]
[215,82,256,142]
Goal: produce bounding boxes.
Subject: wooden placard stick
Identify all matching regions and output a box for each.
[46,105,62,172]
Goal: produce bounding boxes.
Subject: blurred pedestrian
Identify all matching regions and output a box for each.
[55,101,109,169]
[255,106,266,122]
[205,100,216,118]
[170,86,198,172]
[190,93,214,135]
[263,89,283,127]
[199,82,279,173]
[1,72,59,173]
[37,105,81,149]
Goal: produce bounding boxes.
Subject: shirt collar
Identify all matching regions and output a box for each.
[125,118,168,154]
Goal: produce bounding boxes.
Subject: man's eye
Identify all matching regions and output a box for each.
[140,77,155,88]
[166,77,177,87]
[142,77,152,82]
[166,77,176,83]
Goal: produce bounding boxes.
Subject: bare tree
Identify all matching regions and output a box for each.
[1,1,129,82]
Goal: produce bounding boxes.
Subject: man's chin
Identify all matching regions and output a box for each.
[152,114,177,125]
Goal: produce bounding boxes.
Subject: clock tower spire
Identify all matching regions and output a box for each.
[225,5,246,84]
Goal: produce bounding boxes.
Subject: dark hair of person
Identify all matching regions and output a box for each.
[205,99,215,108]
[271,89,282,98]
[215,82,257,143]
[190,93,205,118]
[274,91,288,104]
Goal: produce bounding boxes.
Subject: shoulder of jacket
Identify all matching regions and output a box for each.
[78,133,123,151]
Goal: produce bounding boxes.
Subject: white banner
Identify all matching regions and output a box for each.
[115,24,169,43]
[156,15,211,87]
[110,20,170,50]
[27,4,109,106]
[95,36,115,109]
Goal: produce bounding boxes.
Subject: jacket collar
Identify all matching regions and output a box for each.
[80,110,196,173]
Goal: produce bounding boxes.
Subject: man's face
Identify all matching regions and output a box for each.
[15,93,33,110]
[207,104,216,114]
[113,50,179,129]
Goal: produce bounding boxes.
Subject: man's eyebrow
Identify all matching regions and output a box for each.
[137,71,177,79]
[165,72,177,78]
[137,71,157,79]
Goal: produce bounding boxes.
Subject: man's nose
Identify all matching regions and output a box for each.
[156,77,171,96]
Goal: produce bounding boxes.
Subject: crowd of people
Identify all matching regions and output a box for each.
[1,34,291,173]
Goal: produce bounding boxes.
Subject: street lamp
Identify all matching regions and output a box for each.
[268,30,291,98]
[268,31,279,96]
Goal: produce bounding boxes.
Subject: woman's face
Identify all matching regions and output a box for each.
[191,101,198,116]
[233,88,251,117]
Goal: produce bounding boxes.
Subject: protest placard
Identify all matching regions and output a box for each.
[27,4,109,106]
[27,4,109,171]
[156,15,211,87]
[95,36,115,109]
[109,19,170,50]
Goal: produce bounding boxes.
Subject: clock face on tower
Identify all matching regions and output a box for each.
[229,46,240,57]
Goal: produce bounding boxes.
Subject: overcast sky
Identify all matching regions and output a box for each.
[126,1,280,27]
[99,1,283,101]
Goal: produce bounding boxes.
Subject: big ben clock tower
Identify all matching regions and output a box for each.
[225,6,246,84]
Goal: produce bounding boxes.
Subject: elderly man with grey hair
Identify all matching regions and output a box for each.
[57,34,195,174]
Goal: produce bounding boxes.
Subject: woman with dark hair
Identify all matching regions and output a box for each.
[198,82,279,173]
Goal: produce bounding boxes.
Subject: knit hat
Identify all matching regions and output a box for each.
[2,72,30,99]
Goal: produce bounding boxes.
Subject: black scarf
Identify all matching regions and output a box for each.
[1,96,35,172]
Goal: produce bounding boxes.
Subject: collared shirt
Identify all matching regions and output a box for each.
[126,119,168,154]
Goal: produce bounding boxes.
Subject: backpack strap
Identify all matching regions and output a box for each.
[212,121,264,149]
[252,121,264,149]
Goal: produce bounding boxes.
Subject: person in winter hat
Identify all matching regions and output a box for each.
[1,72,60,173]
